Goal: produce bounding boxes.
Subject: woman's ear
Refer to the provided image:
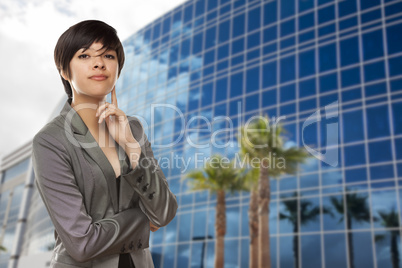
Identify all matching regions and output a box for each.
[60,70,68,81]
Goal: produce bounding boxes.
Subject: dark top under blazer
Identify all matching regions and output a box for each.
[32,100,178,268]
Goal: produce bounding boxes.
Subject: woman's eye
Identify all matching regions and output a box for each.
[105,54,115,59]
[78,54,89,59]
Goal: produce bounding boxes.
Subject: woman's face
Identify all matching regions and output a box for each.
[65,42,119,101]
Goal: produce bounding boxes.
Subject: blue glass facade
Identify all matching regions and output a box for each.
[119,0,402,267]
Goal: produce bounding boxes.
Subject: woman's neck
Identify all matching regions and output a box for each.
[70,95,107,136]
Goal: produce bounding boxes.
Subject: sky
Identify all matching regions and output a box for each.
[0,0,187,161]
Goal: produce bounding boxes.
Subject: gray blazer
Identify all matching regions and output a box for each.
[32,100,178,268]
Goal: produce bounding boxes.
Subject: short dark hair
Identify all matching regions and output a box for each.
[54,20,125,104]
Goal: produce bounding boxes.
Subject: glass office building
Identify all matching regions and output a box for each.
[1,0,402,267]
[116,0,402,267]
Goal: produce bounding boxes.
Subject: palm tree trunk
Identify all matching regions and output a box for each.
[293,223,299,268]
[347,215,355,268]
[215,190,226,268]
[249,189,259,268]
[258,160,271,268]
[391,233,399,268]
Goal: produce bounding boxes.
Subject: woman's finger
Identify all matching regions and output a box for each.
[98,109,114,123]
[96,102,109,117]
[111,87,118,108]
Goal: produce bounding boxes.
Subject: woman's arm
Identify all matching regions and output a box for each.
[122,118,178,228]
[32,132,150,263]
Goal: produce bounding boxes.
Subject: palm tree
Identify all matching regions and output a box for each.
[375,209,400,268]
[241,166,259,268]
[330,191,371,268]
[239,114,310,268]
[279,193,332,268]
[185,154,246,268]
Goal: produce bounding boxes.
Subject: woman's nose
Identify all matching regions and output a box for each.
[93,56,105,70]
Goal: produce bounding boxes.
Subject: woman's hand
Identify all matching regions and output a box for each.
[96,87,140,153]
[150,222,160,232]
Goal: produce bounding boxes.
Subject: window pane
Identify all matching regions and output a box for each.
[281,19,295,37]
[345,168,367,184]
[264,1,277,25]
[363,30,384,61]
[248,7,261,32]
[195,0,205,17]
[201,83,213,107]
[344,144,366,166]
[205,26,216,50]
[192,32,203,55]
[246,66,259,93]
[231,38,244,55]
[299,49,315,78]
[365,82,386,97]
[299,78,316,98]
[364,61,385,83]
[263,61,277,88]
[299,0,313,12]
[323,195,345,231]
[319,73,337,93]
[387,23,402,55]
[179,213,192,242]
[263,26,277,43]
[247,32,260,49]
[281,0,295,19]
[215,77,227,102]
[338,0,357,17]
[360,0,380,10]
[279,198,296,234]
[370,164,394,181]
[162,15,171,35]
[324,234,348,268]
[369,140,392,164]
[299,12,314,31]
[226,206,240,237]
[300,197,321,232]
[392,102,402,134]
[246,93,259,112]
[193,210,207,238]
[366,105,390,139]
[224,240,239,266]
[280,84,295,103]
[319,6,335,24]
[230,72,243,97]
[183,4,193,24]
[177,244,190,267]
[341,37,359,67]
[301,235,322,268]
[180,38,190,61]
[207,0,217,11]
[352,232,375,268]
[300,173,319,189]
[218,20,230,44]
[343,110,364,143]
[280,55,295,83]
[280,236,295,267]
[232,13,245,38]
[262,88,277,107]
[319,43,337,72]
[341,67,360,88]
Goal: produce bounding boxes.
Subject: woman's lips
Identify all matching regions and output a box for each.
[90,75,107,81]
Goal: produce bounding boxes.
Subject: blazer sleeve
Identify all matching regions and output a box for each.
[32,132,150,263]
[121,118,178,228]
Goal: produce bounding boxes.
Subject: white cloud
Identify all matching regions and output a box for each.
[0,0,187,159]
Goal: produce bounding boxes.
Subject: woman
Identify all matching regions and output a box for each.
[32,20,178,268]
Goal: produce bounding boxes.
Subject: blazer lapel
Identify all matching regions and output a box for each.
[59,100,120,213]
